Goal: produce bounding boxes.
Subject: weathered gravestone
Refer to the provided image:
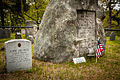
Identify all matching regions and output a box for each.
[33,0,106,63]
[5,39,32,72]
[105,32,110,37]
[15,33,22,39]
[28,35,34,44]
[0,29,11,39]
[110,32,116,41]
[25,20,38,38]
[21,29,25,35]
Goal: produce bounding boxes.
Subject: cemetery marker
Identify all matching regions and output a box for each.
[73,57,86,64]
[5,39,32,72]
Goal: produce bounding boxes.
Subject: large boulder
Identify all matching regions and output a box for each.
[33,0,106,63]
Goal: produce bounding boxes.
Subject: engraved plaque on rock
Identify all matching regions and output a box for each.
[77,10,96,55]
[5,39,32,72]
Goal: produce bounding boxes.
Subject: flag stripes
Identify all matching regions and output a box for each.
[96,43,103,58]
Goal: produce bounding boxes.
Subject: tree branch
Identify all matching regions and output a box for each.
[24,12,37,22]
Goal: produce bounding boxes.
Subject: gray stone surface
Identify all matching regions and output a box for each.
[110,32,116,41]
[0,29,11,39]
[33,0,106,63]
[15,33,22,39]
[25,20,38,38]
[5,39,32,72]
[21,29,25,35]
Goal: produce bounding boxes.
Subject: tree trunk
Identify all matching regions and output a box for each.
[0,1,5,27]
[108,0,112,36]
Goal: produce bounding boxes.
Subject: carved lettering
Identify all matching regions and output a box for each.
[5,39,32,72]
[77,10,96,54]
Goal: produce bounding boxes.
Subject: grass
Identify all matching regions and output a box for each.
[0,34,120,80]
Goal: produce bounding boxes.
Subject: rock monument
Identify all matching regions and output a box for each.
[33,0,106,63]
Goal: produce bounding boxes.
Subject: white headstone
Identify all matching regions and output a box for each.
[5,39,32,72]
[21,29,25,35]
[73,57,86,64]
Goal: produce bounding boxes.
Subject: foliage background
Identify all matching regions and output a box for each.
[0,0,120,35]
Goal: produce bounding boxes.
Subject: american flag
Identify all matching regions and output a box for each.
[96,40,103,58]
